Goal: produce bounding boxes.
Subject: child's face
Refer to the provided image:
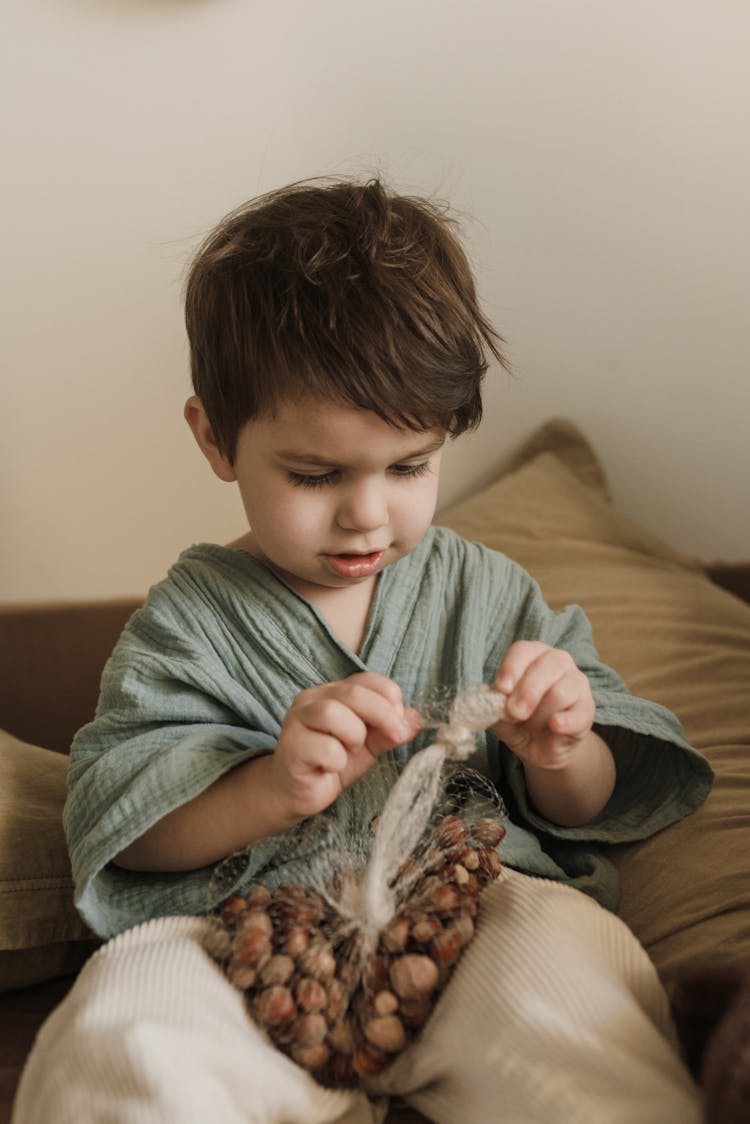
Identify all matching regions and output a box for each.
[191,395,446,599]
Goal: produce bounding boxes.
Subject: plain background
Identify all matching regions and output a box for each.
[3,0,749,602]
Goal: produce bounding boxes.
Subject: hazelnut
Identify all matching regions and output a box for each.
[364,1014,406,1053]
[382,916,410,953]
[291,1042,330,1070]
[227,961,257,989]
[353,1044,390,1077]
[238,909,273,937]
[295,976,327,1013]
[202,922,232,961]
[284,928,310,958]
[452,913,475,946]
[471,818,506,848]
[327,1018,355,1055]
[233,928,272,970]
[435,815,468,848]
[219,895,247,925]
[411,917,441,944]
[389,954,439,1000]
[253,985,296,1027]
[429,928,462,965]
[259,954,295,986]
[429,883,462,915]
[299,942,336,982]
[458,846,480,871]
[244,884,272,909]
[399,995,432,1029]
[294,1012,327,1046]
[373,990,399,1017]
[477,847,502,878]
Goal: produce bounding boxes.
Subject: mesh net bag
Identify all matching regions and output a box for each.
[203,684,508,1087]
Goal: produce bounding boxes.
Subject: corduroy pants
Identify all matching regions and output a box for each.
[12,870,701,1124]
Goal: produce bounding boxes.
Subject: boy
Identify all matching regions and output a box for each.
[14,179,712,1124]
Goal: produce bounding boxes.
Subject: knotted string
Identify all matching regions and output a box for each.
[354,685,507,933]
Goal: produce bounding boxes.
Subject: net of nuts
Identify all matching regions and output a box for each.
[205,814,505,1087]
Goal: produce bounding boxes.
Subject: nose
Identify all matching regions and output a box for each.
[336,478,388,533]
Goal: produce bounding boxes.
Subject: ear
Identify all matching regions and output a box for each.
[184,396,237,482]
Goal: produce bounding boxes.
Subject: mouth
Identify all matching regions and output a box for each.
[323,550,385,579]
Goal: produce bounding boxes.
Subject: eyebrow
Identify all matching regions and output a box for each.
[276,437,445,468]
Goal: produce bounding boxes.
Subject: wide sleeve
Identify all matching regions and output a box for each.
[64,584,290,938]
[479,560,714,847]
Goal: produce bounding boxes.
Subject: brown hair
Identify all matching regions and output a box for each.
[185,177,508,461]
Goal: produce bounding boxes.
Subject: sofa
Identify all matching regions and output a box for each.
[2,420,749,1123]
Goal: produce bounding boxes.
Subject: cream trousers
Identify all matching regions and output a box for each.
[12,870,701,1124]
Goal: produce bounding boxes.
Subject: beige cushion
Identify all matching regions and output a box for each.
[0,731,97,991]
[439,418,750,983]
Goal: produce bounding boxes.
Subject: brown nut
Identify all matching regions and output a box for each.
[364,1014,407,1053]
[353,1044,390,1077]
[202,922,232,961]
[411,917,441,944]
[471,818,506,848]
[219,895,247,925]
[294,1012,327,1046]
[233,928,272,970]
[238,909,273,937]
[457,846,480,871]
[227,961,257,989]
[244,884,272,909]
[327,1017,356,1055]
[291,1042,330,1070]
[284,928,310,958]
[477,847,503,878]
[399,995,432,1028]
[259,954,295,986]
[295,976,328,1013]
[435,815,468,848]
[382,916,410,953]
[428,928,462,966]
[298,942,336,981]
[429,883,462,915]
[373,989,400,1017]
[253,985,296,1027]
[389,954,440,1000]
[452,913,475,946]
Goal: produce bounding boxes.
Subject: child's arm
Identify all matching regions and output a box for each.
[113,670,421,872]
[492,641,616,827]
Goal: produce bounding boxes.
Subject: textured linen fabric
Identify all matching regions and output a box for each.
[64,526,712,939]
[12,872,701,1124]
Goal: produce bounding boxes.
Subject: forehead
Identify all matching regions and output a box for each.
[240,397,445,462]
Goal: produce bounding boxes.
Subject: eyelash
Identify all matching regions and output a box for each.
[288,461,432,489]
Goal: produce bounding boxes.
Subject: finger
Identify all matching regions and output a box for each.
[547,695,595,739]
[322,682,412,744]
[504,648,576,722]
[293,730,350,776]
[341,671,406,717]
[296,696,370,750]
[519,672,585,734]
[494,641,551,695]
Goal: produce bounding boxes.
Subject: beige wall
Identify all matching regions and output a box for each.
[3,0,749,603]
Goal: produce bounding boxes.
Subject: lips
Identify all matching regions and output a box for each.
[324,550,385,578]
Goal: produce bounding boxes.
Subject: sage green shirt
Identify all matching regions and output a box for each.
[65,528,713,937]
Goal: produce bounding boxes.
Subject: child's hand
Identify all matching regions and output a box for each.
[269,671,421,821]
[492,641,596,770]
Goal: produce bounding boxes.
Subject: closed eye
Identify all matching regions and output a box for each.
[287,461,432,489]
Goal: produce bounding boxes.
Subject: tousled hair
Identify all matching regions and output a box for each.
[184,177,508,461]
